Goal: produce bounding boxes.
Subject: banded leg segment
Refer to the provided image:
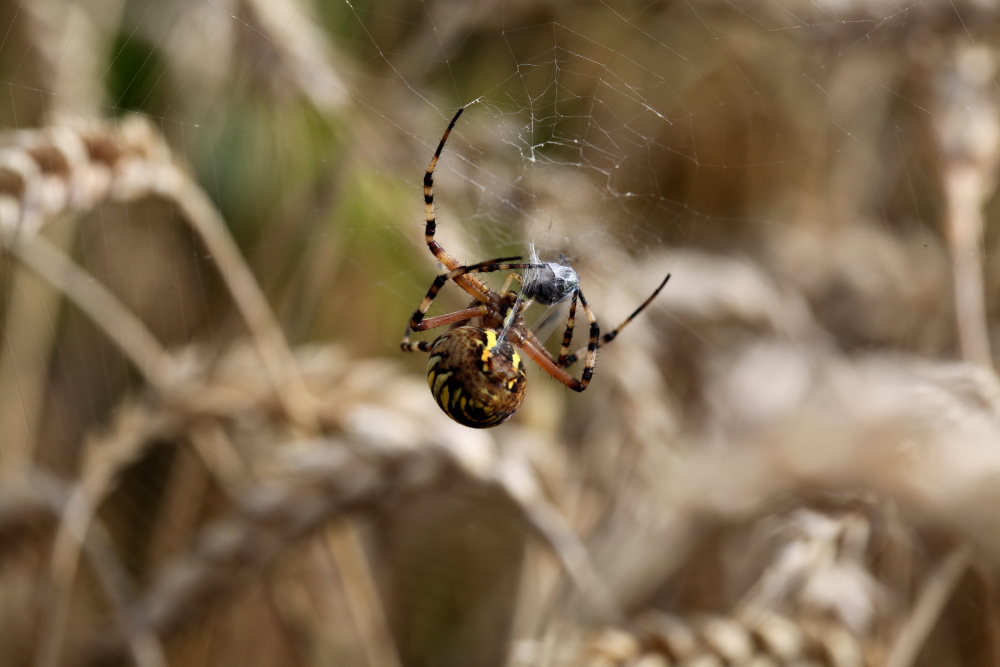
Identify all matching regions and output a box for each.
[556,291,579,366]
[506,288,599,392]
[424,108,463,269]
[407,257,557,331]
[575,289,600,388]
[559,273,671,367]
[400,341,433,352]
[513,292,598,393]
[422,107,489,297]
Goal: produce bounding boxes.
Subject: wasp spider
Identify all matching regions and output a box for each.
[401,108,670,428]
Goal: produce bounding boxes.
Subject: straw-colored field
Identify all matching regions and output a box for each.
[2,1,999,666]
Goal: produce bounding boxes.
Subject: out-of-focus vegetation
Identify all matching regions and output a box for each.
[5,1,1000,666]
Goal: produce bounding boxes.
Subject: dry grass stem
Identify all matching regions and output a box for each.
[38,403,176,667]
[170,180,319,431]
[937,43,1000,367]
[0,218,75,478]
[165,0,347,115]
[10,234,176,388]
[883,544,973,667]
[325,521,404,667]
[0,116,316,429]
[500,468,623,624]
[76,522,170,667]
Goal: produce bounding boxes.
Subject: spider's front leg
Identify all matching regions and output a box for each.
[400,256,528,351]
[407,256,521,327]
[423,109,465,273]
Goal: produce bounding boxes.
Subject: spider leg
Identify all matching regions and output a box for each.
[511,285,579,366]
[448,259,551,278]
[408,256,517,329]
[401,305,488,351]
[499,272,518,295]
[556,290,579,366]
[514,337,584,388]
[497,272,536,331]
[404,257,555,354]
[512,291,599,392]
[422,108,489,297]
[424,108,464,272]
[407,257,557,331]
[575,289,600,388]
[559,273,670,367]
[400,341,434,352]
[447,298,486,331]
[410,304,493,332]
[516,326,550,358]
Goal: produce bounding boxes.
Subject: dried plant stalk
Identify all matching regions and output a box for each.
[112,401,610,645]
[325,521,404,667]
[0,115,313,428]
[936,43,1000,367]
[10,234,176,387]
[164,0,347,115]
[7,325,606,665]
[0,219,75,478]
[0,115,324,665]
[883,545,972,667]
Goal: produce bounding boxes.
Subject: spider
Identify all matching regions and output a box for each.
[401,108,670,428]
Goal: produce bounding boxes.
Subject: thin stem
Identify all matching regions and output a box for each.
[171,179,319,431]
[9,235,175,388]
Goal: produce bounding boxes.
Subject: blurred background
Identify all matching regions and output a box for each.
[4,0,1000,665]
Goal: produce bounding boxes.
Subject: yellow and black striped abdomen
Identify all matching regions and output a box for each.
[426,326,527,428]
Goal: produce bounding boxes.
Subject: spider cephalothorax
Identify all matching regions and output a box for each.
[401,108,670,428]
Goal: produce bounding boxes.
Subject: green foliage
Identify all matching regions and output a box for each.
[106,30,172,117]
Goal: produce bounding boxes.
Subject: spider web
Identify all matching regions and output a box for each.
[343,0,962,357]
[1,0,969,357]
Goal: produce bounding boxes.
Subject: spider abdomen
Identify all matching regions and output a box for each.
[426,326,527,428]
